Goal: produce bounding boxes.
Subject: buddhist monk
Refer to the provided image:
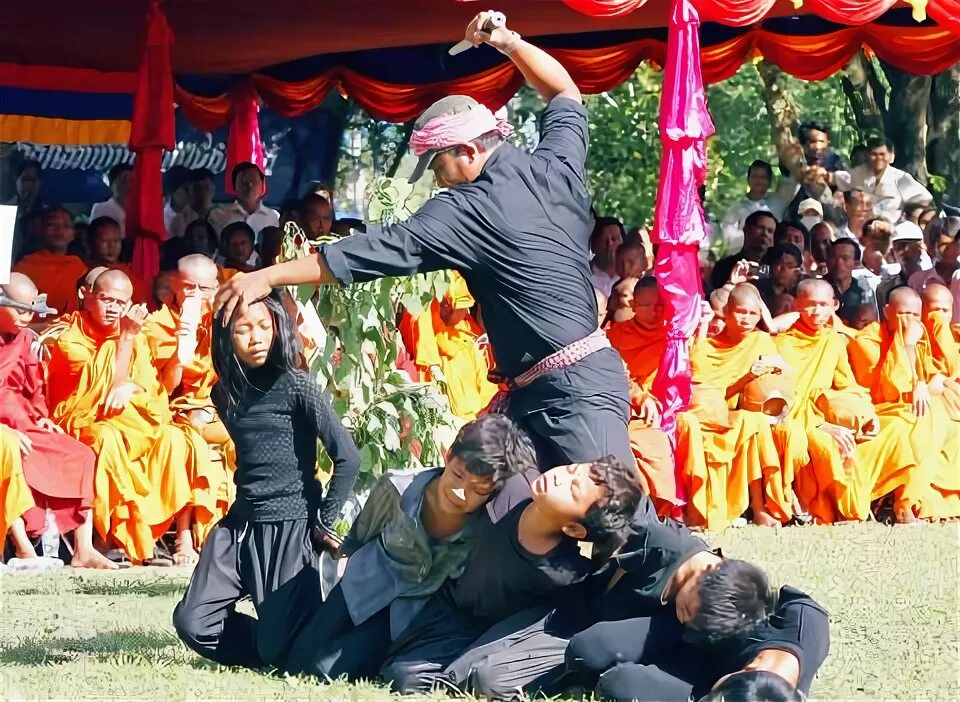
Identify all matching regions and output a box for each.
[45,270,213,564]
[681,284,786,529]
[607,277,676,515]
[13,206,88,317]
[0,273,116,568]
[849,286,959,521]
[144,254,234,555]
[921,282,959,378]
[775,279,917,524]
[1,426,34,546]
[86,216,148,303]
[152,270,177,311]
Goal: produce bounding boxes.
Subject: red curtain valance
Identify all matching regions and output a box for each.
[174,22,960,127]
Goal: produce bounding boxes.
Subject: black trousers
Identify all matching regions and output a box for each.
[172,513,320,669]
[444,606,572,700]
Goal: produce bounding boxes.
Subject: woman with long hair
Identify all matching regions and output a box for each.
[172,290,360,669]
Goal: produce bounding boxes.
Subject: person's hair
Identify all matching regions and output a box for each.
[797,120,831,144]
[635,274,658,291]
[222,221,256,247]
[747,160,773,180]
[42,205,72,224]
[231,161,264,186]
[107,163,133,185]
[16,159,41,179]
[212,290,304,416]
[902,202,926,223]
[760,243,803,269]
[831,237,862,262]
[160,237,194,271]
[191,167,214,183]
[865,136,894,152]
[744,210,776,230]
[448,415,537,492]
[164,164,191,194]
[927,216,960,249]
[88,216,121,243]
[849,143,868,161]
[578,455,643,542]
[686,559,776,643]
[468,130,505,153]
[184,219,219,255]
[591,216,626,244]
[773,221,810,251]
[698,670,803,702]
[843,188,870,205]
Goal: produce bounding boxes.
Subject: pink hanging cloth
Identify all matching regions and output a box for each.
[650,0,715,500]
[225,81,267,195]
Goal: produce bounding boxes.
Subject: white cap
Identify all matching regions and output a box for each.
[797,198,823,217]
[891,221,924,243]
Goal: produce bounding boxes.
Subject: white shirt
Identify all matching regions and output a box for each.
[719,196,785,254]
[591,266,617,299]
[208,200,279,243]
[833,165,933,224]
[89,198,126,237]
[907,267,948,295]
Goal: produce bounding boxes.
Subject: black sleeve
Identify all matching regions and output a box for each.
[296,374,361,527]
[534,97,589,183]
[318,197,467,285]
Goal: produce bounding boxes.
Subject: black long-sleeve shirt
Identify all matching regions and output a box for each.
[213,368,360,525]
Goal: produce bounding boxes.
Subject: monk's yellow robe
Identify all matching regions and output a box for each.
[678,332,784,529]
[850,322,960,519]
[775,323,916,523]
[403,273,497,420]
[46,313,213,563]
[607,320,676,516]
[14,251,89,318]
[925,310,960,378]
[144,305,234,542]
[0,425,35,539]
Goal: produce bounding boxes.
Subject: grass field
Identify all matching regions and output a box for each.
[1,522,957,701]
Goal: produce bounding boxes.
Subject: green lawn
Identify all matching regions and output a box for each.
[1,523,957,701]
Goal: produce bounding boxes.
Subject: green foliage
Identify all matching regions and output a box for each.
[280,180,458,489]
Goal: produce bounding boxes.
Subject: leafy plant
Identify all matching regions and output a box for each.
[280,178,459,489]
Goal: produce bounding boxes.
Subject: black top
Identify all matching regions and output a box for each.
[213,368,361,524]
[319,97,596,380]
[446,499,593,624]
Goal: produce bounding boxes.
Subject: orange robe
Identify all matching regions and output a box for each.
[925,311,960,378]
[46,313,215,563]
[849,322,959,519]
[14,250,89,317]
[0,329,95,537]
[775,324,917,523]
[675,332,783,529]
[402,273,497,420]
[607,320,676,516]
[0,426,35,539]
[144,305,234,541]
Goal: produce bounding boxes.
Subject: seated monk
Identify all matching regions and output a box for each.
[0,274,115,568]
[400,272,497,420]
[921,282,960,378]
[775,279,917,524]
[849,287,959,521]
[45,270,215,564]
[681,284,787,529]
[86,216,148,304]
[14,206,88,317]
[144,255,234,557]
[606,277,675,516]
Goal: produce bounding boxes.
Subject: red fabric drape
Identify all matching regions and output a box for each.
[562,0,652,17]
[127,1,174,283]
[225,81,266,194]
[651,0,714,473]
[928,0,960,36]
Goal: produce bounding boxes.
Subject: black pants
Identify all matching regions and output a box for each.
[273,581,392,680]
[445,606,573,700]
[508,347,632,469]
[172,513,320,669]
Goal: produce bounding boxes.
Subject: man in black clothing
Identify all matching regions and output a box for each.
[711,210,777,291]
[214,11,632,470]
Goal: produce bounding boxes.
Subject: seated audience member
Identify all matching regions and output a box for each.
[591,217,625,298]
[182,219,219,261]
[220,222,259,274]
[0,274,116,569]
[168,168,217,238]
[144,255,234,552]
[773,221,809,253]
[720,160,783,253]
[807,222,833,275]
[711,211,776,291]
[756,244,802,312]
[849,304,878,331]
[616,241,647,280]
[878,222,929,315]
[774,280,917,524]
[152,270,177,311]
[86,216,148,303]
[209,162,279,245]
[14,206,89,317]
[603,277,639,328]
[775,121,845,224]
[795,198,823,235]
[163,165,193,237]
[46,270,216,564]
[921,282,960,378]
[267,414,538,679]
[299,193,336,241]
[826,238,875,325]
[909,216,960,298]
[379,457,644,693]
[90,163,132,237]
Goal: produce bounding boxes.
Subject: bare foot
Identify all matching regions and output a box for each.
[172,541,199,567]
[752,510,781,528]
[71,550,120,570]
[895,509,923,526]
[14,548,38,559]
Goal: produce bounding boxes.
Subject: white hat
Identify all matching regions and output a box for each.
[891,221,923,243]
[797,198,824,217]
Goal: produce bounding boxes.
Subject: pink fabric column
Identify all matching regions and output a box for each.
[650,0,715,477]
[225,81,266,195]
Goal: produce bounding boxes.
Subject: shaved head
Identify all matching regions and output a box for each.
[93,269,133,296]
[86,269,133,332]
[175,253,219,311]
[795,278,837,329]
[885,286,922,334]
[724,283,763,338]
[177,253,219,279]
[78,266,109,292]
[921,282,953,318]
[0,272,41,334]
[709,288,730,312]
[728,283,762,308]
[1,272,39,301]
[796,278,834,301]
[887,286,921,309]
